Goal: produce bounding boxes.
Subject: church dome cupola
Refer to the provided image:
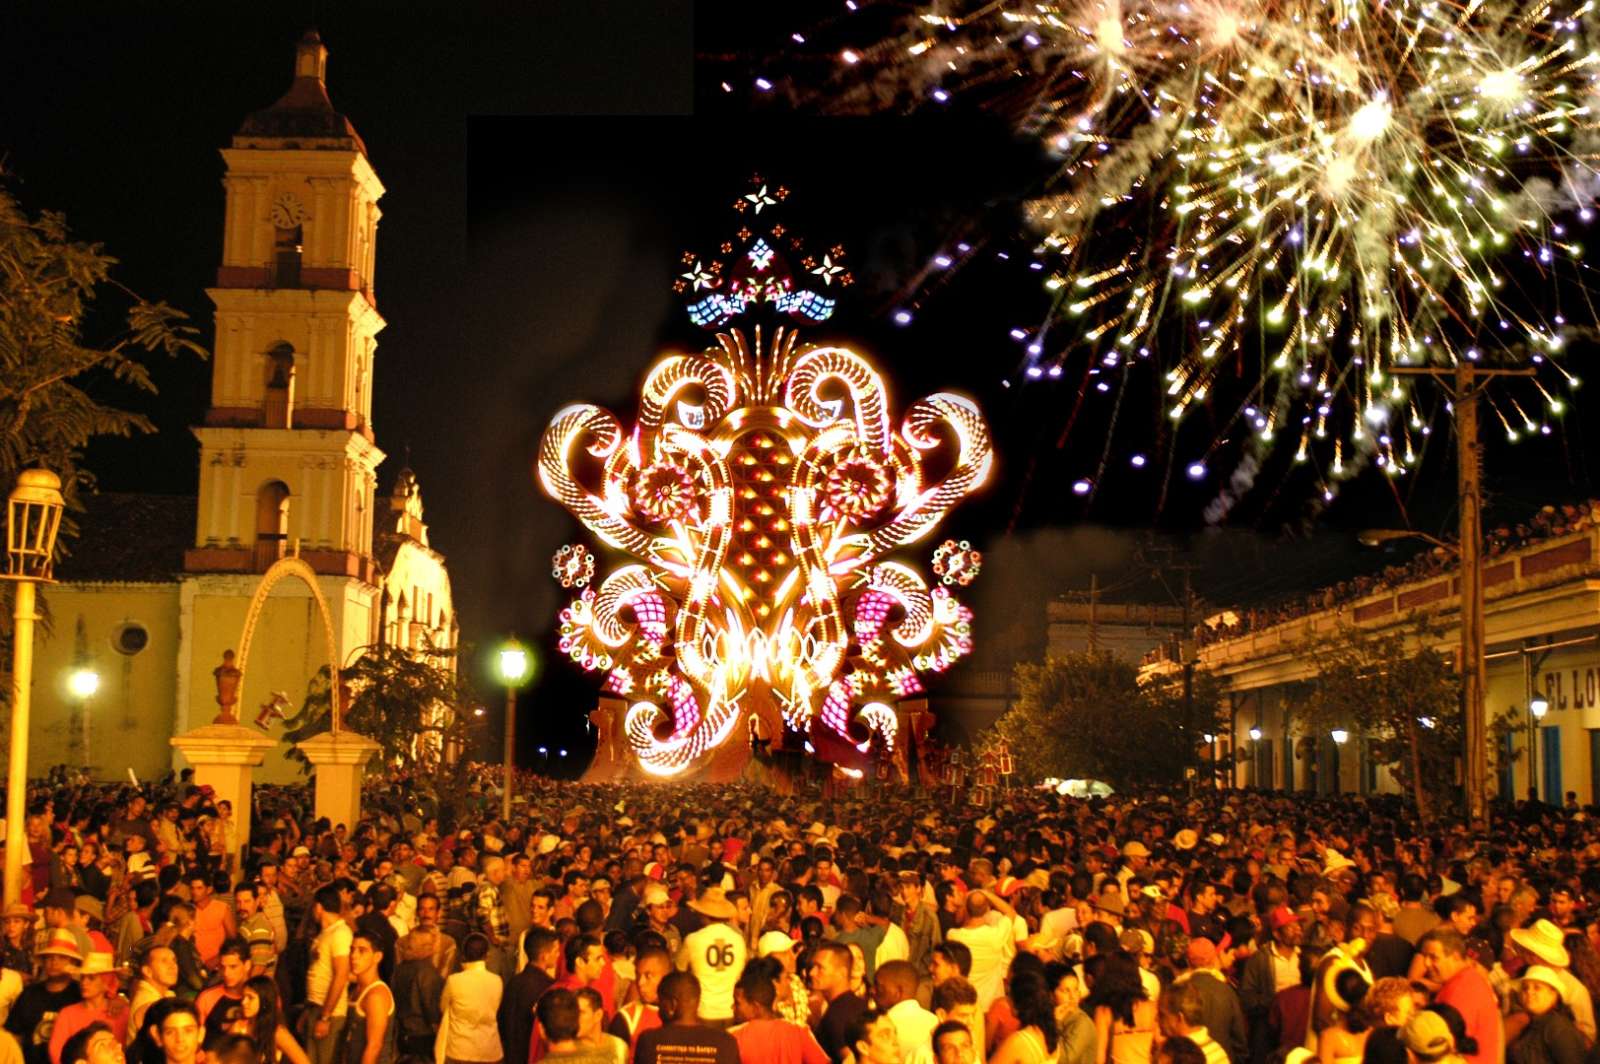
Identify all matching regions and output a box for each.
[235,30,367,155]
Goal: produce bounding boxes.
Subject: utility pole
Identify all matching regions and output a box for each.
[1392,360,1534,824]
[1087,573,1099,653]
[1142,543,1207,772]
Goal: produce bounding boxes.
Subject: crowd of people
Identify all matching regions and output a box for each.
[1195,502,1600,648]
[4,768,1600,1064]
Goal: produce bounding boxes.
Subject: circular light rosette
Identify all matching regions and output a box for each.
[823,454,892,521]
[552,544,596,588]
[632,461,698,524]
[931,538,981,587]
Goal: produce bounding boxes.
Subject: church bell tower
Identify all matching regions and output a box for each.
[186,30,384,580]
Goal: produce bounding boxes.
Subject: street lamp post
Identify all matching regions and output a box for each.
[2,471,65,905]
[496,640,531,822]
[1530,696,1550,802]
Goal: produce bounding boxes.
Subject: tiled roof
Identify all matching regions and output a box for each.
[55,493,195,583]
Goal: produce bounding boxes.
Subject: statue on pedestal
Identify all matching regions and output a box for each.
[213,649,242,725]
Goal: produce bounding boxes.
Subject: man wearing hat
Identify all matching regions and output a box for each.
[6,930,82,1064]
[1508,918,1596,1041]
[48,952,127,1061]
[641,885,681,956]
[1400,1010,1457,1064]
[37,891,90,968]
[1240,908,1302,1064]
[756,932,809,1027]
[677,889,746,1026]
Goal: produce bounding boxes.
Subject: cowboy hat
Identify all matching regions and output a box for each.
[1,903,31,922]
[1518,965,1570,1003]
[1121,841,1151,859]
[1173,829,1199,851]
[1510,919,1571,967]
[37,929,83,962]
[689,887,738,920]
[1093,892,1126,916]
[77,952,121,977]
[1322,849,1357,875]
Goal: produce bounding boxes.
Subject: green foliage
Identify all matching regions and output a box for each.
[1292,620,1460,818]
[994,652,1219,788]
[282,641,486,785]
[0,181,208,508]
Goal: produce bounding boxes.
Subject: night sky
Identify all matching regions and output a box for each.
[6,2,1599,762]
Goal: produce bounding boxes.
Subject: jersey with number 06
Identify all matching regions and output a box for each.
[677,921,748,1020]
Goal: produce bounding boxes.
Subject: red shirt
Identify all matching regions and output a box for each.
[730,1018,829,1064]
[1436,965,1503,1064]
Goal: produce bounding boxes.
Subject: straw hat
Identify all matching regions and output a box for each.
[1322,850,1357,876]
[1510,919,1571,967]
[36,929,83,963]
[688,887,738,920]
[1173,829,1199,851]
[78,952,121,977]
[1518,965,1570,1003]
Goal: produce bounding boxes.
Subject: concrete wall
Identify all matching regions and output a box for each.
[25,583,181,781]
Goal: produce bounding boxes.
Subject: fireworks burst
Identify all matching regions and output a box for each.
[795,0,1600,499]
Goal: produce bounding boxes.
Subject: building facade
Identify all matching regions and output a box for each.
[25,32,455,784]
[1048,599,1190,662]
[1175,526,1600,803]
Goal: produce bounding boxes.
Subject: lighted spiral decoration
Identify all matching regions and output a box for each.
[538,324,993,778]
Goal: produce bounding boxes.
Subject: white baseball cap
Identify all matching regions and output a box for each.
[758,931,798,957]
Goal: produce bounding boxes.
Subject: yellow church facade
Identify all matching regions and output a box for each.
[25,32,455,785]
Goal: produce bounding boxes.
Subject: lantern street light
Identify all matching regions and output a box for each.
[67,667,100,770]
[1248,727,1263,741]
[2,470,65,905]
[497,640,532,821]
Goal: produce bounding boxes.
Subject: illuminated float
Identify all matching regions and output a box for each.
[539,184,992,781]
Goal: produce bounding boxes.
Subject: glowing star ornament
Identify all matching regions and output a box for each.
[931,539,982,587]
[552,544,596,588]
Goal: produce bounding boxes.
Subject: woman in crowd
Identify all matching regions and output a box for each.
[1507,966,1587,1064]
[1315,967,1373,1064]
[239,977,309,1064]
[1086,954,1155,1064]
[989,968,1061,1064]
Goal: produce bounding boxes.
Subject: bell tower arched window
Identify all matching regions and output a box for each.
[254,481,290,571]
[263,343,296,427]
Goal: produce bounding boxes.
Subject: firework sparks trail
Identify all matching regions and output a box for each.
[811,0,1600,489]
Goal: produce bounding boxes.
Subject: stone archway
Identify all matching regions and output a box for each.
[236,554,343,731]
